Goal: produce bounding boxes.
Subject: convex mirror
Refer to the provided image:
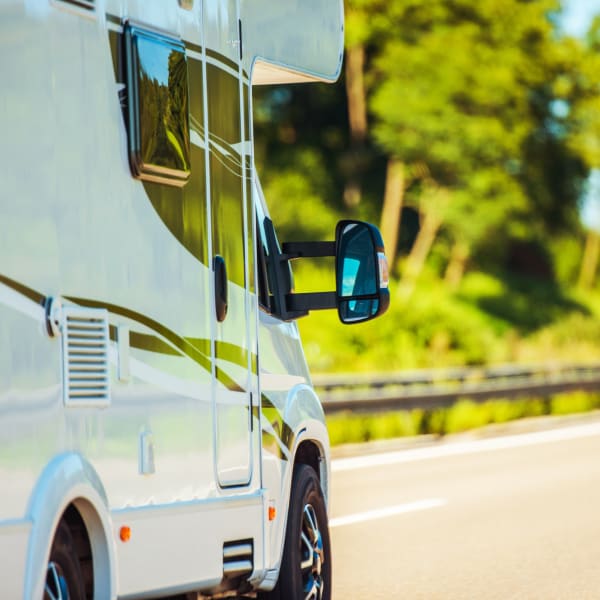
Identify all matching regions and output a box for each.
[335,220,390,324]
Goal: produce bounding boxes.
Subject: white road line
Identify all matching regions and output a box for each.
[332,420,600,472]
[329,498,447,528]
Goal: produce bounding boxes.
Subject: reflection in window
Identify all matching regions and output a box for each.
[125,24,191,186]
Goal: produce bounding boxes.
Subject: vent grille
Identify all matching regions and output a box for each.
[223,540,253,579]
[61,306,110,408]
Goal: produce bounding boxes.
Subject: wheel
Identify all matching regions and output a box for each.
[261,464,331,600]
[44,520,86,600]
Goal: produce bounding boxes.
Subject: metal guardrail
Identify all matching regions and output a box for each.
[314,363,600,414]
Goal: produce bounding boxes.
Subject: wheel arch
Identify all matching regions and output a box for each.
[25,452,116,600]
[283,383,331,503]
[292,424,330,505]
[258,428,332,596]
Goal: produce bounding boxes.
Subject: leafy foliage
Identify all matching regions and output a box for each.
[253,1,600,374]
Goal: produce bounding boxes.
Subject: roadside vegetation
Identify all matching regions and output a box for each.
[294,264,600,373]
[253,1,600,443]
[304,260,600,445]
[326,392,600,446]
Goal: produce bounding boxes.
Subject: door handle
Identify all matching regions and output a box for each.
[213,255,228,322]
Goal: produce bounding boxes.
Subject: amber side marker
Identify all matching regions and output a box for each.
[120,526,132,542]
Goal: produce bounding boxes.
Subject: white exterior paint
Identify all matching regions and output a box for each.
[0,0,342,597]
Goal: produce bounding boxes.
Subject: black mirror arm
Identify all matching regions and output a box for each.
[286,292,337,314]
[273,240,336,320]
[262,219,348,320]
[281,241,335,259]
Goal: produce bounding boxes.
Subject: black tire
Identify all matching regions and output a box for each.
[261,464,332,600]
[44,520,86,600]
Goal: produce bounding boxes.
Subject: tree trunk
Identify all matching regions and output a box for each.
[343,180,362,208]
[398,186,448,299]
[345,44,367,143]
[403,208,443,285]
[343,44,368,209]
[379,157,405,270]
[578,230,600,289]
[444,239,470,289]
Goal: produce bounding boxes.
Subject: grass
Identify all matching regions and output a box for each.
[326,391,600,446]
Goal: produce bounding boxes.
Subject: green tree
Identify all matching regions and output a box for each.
[370,0,584,287]
[253,0,597,290]
[556,17,600,288]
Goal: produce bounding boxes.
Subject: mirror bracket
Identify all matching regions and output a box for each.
[281,241,335,260]
[286,292,337,314]
[263,218,389,323]
[272,240,337,320]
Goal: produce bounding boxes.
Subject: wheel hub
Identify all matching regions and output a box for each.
[300,503,325,600]
[45,561,69,600]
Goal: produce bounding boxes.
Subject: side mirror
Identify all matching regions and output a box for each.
[336,220,390,324]
[275,219,390,323]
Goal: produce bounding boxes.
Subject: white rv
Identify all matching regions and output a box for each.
[0,1,389,599]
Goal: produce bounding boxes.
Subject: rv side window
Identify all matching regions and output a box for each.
[124,24,191,187]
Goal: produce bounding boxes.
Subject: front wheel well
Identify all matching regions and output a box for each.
[56,505,94,599]
[293,441,322,482]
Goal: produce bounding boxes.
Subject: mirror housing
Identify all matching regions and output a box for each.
[276,219,390,324]
[335,220,390,324]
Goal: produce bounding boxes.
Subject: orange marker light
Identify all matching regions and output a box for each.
[119,526,132,542]
[268,506,277,522]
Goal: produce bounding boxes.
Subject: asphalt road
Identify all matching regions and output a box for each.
[329,416,600,599]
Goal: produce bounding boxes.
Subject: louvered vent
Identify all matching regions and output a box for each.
[223,540,253,579]
[61,306,110,408]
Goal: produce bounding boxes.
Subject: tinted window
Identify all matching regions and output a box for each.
[125,24,191,187]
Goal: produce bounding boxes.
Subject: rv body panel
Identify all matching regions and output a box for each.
[0,0,338,597]
[112,491,265,597]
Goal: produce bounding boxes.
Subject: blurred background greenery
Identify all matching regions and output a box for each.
[253,0,600,378]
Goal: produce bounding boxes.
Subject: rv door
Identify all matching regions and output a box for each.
[204,0,255,487]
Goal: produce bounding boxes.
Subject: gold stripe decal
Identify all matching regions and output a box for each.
[67,296,246,392]
[0,274,45,305]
